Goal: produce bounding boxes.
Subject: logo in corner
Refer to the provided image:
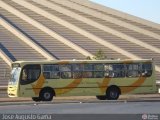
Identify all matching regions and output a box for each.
[142,114,148,120]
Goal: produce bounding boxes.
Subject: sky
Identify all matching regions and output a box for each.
[90,0,160,24]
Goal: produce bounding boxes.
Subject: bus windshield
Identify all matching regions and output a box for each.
[9,67,21,85]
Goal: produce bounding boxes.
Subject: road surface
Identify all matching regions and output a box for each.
[0,101,160,120]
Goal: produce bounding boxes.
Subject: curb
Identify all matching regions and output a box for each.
[1,99,160,106]
[0,94,160,104]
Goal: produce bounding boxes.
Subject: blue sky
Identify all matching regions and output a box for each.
[90,0,160,24]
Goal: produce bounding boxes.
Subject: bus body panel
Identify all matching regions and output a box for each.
[17,75,157,97]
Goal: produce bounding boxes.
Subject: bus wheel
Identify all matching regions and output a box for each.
[96,95,107,100]
[40,88,54,101]
[32,97,41,102]
[106,86,120,100]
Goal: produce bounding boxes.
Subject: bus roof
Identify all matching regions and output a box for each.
[12,59,153,65]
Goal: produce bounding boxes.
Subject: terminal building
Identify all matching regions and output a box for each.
[0,0,160,91]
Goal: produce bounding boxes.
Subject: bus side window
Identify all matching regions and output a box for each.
[83,64,93,78]
[104,64,114,78]
[94,64,104,78]
[112,64,125,78]
[72,64,82,79]
[43,65,60,79]
[73,72,82,79]
[141,63,152,77]
[60,64,72,79]
[21,65,41,85]
[83,71,93,78]
[126,64,141,78]
[104,64,111,78]
[43,72,50,79]
[104,64,125,78]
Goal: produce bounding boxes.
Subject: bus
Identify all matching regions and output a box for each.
[8,59,158,101]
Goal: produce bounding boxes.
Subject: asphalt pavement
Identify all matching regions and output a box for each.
[0,102,160,120]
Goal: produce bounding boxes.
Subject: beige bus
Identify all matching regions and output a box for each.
[8,59,157,101]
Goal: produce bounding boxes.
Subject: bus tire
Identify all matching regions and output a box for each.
[96,95,107,100]
[32,97,41,102]
[40,87,54,101]
[106,86,120,100]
